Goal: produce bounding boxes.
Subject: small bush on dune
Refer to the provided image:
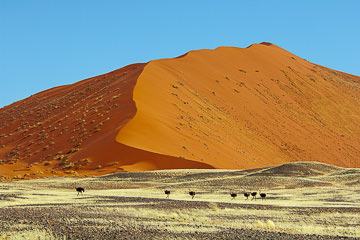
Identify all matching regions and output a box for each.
[68,148,79,154]
[62,162,74,169]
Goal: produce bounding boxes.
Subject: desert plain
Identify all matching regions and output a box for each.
[0,162,359,239]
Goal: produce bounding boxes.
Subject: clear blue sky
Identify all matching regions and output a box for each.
[1,0,359,108]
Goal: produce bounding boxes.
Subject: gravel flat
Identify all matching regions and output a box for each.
[1,164,359,239]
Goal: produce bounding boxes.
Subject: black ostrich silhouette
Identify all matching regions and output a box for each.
[189,190,196,199]
[243,191,250,200]
[259,190,266,200]
[76,187,85,196]
[230,190,237,200]
[251,191,257,201]
[165,190,171,199]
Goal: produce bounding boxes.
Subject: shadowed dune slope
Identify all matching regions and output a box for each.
[0,63,212,180]
[117,43,360,169]
[1,42,360,180]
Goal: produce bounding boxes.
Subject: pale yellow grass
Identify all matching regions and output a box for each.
[0,229,54,240]
[1,165,360,238]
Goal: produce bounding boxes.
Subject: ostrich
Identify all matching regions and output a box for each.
[230,190,237,200]
[76,187,85,196]
[189,190,196,199]
[251,190,257,201]
[243,191,250,200]
[165,190,171,199]
[259,190,266,201]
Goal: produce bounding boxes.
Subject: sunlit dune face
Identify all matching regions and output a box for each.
[116,44,360,170]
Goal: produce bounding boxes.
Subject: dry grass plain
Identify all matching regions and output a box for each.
[0,162,359,239]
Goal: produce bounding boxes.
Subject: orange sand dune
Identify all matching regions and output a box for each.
[1,42,359,180]
[117,43,360,169]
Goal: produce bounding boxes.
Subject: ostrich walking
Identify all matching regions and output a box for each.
[165,190,171,199]
[251,191,257,201]
[230,190,237,200]
[76,187,85,196]
[243,191,250,200]
[259,190,266,201]
[189,190,196,199]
